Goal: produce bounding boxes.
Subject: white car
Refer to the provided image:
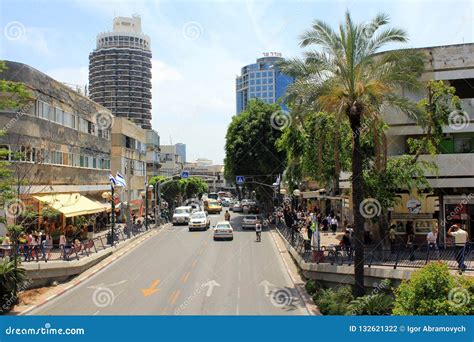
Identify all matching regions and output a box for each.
[213,221,234,240]
[189,211,210,231]
[172,206,192,225]
[242,215,258,229]
[232,201,243,212]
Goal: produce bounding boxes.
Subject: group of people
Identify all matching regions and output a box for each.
[1,231,54,261]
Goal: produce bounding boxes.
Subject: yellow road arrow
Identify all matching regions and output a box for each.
[141,279,161,297]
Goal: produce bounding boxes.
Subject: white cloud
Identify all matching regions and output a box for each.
[46,66,89,88]
[151,59,183,83]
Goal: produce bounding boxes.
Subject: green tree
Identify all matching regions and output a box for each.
[0,60,32,303]
[279,12,425,296]
[225,100,285,202]
[393,263,474,315]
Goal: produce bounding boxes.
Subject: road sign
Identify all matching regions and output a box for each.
[181,170,189,179]
[236,176,245,185]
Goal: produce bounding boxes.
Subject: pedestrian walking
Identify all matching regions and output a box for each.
[426,226,440,259]
[59,230,67,260]
[330,216,338,235]
[447,224,469,271]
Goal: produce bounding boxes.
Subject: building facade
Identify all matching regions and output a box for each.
[183,161,231,192]
[339,43,474,244]
[175,143,186,164]
[0,61,113,231]
[146,129,161,179]
[385,43,474,244]
[158,144,183,177]
[89,15,152,130]
[236,53,294,114]
[111,117,147,203]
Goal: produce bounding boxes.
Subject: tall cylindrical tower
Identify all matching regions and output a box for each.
[89,15,152,130]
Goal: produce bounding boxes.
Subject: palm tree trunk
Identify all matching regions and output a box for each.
[350,117,366,297]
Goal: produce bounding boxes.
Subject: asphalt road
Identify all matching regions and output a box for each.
[30,211,309,315]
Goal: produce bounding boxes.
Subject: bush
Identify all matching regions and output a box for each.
[393,262,474,315]
[305,280,319,296]
[313,285,353,315]
[0,258,29,311]
[346,293,394,315]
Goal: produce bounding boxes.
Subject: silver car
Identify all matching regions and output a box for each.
[188,211,210,231]
[213,221,234,240]
[242,215,258,229]
[172,206,192,225]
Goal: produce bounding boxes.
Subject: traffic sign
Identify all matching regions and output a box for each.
[181,170,189,179]
[236,176,245,185]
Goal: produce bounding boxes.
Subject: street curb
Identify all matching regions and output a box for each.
[270,226,320,316]
[18,223,171,315]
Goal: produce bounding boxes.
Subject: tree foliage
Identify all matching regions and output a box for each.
[149,176,208,205]
[278,11,426,297]
[393,262,474,315]
[225,100,285,201]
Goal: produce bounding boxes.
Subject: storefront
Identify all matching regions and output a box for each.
[389,193,439,244]
[441,195,474,247]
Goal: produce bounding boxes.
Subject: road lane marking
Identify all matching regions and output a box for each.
[181,272,191,284]
[141,279,161,297]
[170,290,181,305]
[192,260,198,268]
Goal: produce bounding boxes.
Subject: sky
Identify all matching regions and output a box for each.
[1,0,473,164]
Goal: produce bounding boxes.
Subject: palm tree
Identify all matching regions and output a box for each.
[280,12,424,296]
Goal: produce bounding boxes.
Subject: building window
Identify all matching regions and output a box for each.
[54,108,64,125]
[50,150,63,165]
[454,137,472,153]
[0,145,10,161]
[79,118,88,133]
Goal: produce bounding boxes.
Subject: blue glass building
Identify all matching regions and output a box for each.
[236,55,294,114]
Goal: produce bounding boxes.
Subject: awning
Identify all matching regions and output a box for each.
[33,193,109,218]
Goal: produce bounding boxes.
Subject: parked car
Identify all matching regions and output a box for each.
[242,215,258,229]
[188,211,210,231]
[172,206,192,225]
[213,221,234,240]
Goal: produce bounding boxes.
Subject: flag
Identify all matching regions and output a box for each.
[109,174,116,187]
[115,172,126,188]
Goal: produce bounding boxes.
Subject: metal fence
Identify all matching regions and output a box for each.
[275,222,473,271]
[0,223,151,263]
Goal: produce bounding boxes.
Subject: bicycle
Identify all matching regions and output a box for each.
[326,244,343,265]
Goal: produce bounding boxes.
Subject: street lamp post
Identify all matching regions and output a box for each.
[155,180,161,224]
[145,184,153,230]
